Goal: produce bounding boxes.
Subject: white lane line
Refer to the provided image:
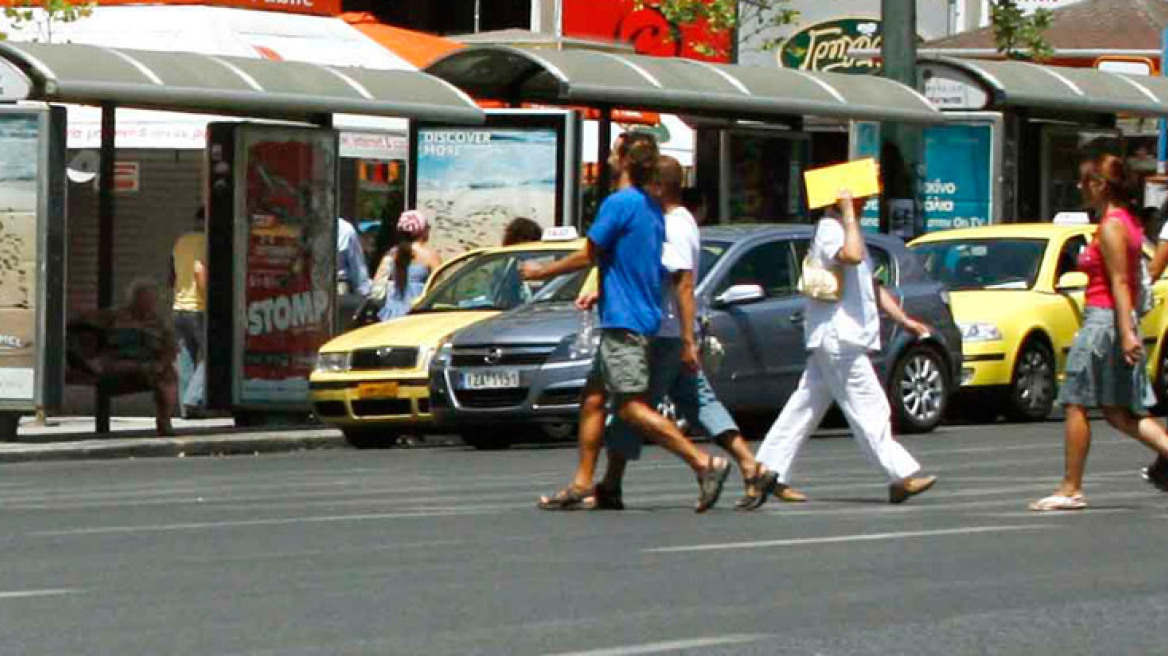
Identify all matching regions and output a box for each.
[645,525,1051,554]
[544,634,771,656]
[30,508,501,537]
[0,588,83,600]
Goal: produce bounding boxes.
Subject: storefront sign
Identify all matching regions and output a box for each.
[339,131,408,161]
[236,126,336,405]
[921,64,990,110]
[114,161,139,194]
[923,123,994,232]
[780,18,885,74]
[94,0,340,16]
[415,126,561,259]
[562,0,729,62]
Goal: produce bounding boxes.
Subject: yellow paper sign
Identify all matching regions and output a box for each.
[803,158,881,210]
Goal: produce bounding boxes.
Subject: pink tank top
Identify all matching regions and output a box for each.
[1079,207,1143,310]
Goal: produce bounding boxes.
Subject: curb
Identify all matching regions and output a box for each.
[0,431,348,464]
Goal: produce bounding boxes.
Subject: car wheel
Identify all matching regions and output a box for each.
[1005,339,1055,422]
[461,429,513,451]
[537,422,576,442]
[342,428,397,449]
[890,345,948,434]
[1151,336,1168,416]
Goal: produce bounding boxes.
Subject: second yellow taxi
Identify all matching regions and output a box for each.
[910,223,1168,422]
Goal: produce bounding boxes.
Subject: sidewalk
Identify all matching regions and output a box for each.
[0,416,348,464]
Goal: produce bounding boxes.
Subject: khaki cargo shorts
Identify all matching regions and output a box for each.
[587,328,651,396]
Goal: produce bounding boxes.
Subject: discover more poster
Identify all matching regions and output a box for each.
[0,114,40,403]
[414,127,561,259]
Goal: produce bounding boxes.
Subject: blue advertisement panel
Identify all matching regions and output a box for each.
[850,121,882,233]
[923,123,993,232]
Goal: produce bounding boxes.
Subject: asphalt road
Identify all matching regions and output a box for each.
[0,420,1166,655]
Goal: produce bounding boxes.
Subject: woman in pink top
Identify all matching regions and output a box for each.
[1032,154,1168,511]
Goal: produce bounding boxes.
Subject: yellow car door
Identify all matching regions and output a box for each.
[1048,232,1090,373]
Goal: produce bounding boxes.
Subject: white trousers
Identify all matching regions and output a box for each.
[755,337,921,485]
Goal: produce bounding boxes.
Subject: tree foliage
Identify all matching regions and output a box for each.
[988,0,1053,61]
[633,0,800,59]
[2,0,95,43]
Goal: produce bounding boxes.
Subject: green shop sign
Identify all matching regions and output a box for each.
[780,18,884,74]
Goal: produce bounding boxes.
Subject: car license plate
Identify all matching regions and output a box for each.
[461,370,520,390]
[356,382,399,398]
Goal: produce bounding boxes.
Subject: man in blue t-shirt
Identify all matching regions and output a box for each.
[521,133,730,512]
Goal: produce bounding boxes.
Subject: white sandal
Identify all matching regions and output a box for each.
[1029,494,1086,511]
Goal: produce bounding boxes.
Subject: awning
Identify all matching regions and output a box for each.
[921,56,1168,117]
[0,41,483,124]
[426,46,943,124]
[341,12,463,68]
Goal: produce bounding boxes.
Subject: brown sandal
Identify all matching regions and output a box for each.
[537,485,596,511]
[735,467,778,511]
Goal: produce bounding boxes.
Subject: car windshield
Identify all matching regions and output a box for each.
[911,238,1048,291]
[413,249,572,313]
[699,240,730,283]
[531,269,591,304]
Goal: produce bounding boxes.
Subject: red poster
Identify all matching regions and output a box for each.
[562,0,729,62]
[237,127,336,404]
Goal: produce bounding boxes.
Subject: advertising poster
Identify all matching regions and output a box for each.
[415,126,561,259]
[0,114,40,403]
[923,123,993,232]
[849,121,883,232]
[236,127,336,406]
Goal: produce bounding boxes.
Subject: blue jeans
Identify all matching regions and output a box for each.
[605,337,739,461]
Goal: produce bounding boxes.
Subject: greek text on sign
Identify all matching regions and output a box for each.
[780,19,887,74]
[921,65,989,110]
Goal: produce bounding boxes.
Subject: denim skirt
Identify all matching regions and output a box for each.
[1057,307,1155,413]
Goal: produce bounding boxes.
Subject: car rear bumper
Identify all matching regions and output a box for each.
[430,359,590,426]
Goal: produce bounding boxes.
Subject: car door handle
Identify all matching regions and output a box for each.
[789,311,805,324]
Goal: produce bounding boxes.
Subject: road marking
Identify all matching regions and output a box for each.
[544,634,771,656]
[30,508,501,537]
[644,525,1051,554]
[0,588,83,600]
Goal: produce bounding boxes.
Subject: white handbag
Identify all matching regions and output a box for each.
[798,254,843,302]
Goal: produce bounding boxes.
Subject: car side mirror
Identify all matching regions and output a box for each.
[714,284,765,307]
[1056,271,1088,291]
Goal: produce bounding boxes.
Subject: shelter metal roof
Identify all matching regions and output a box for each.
[922,56,1168,117]
[0,41,483,124]
[425,46,943,124]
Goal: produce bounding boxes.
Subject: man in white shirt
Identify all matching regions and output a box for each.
[336,217,371,332]
[592,156,797,510]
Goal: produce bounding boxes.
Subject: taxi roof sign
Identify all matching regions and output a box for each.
[1053,212,1090,225]
[542,226,579,241]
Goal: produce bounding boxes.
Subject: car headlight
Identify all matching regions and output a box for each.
[315,352,350,373]
[554,332,597,361]
[958,322,1003,342]
[433,340,453,367]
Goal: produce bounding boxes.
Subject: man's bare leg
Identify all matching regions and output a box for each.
[539,382,608,508]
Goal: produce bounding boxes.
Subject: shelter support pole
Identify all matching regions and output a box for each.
[597,107,613,206]
[1159,27,1168,174]
[96,103,116,435]
[879,0,924,238]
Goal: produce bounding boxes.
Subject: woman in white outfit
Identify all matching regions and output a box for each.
[746,191,938,507]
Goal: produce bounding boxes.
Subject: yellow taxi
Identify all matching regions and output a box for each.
[909,223,1168,422]
[310,235,585,447]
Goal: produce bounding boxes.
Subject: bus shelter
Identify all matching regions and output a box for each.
[424,45,944,225]
[0,41,482,437]
[913,56,1168,229]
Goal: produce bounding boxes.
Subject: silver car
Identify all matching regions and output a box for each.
[429,224,963,449]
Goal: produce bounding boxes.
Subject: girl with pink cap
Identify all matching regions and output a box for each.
[372,210,442,321]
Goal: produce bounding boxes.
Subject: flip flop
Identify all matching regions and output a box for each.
[1028,494,1086,512]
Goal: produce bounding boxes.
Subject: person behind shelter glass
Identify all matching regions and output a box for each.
[171,207,206,417]
[746,188,938,508]
[521,132,731,512]
[502,217,543,246]
[373,210,441,321]
[1031,154,1168,510]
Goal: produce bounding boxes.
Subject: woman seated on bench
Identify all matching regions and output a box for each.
[68,278,179,436]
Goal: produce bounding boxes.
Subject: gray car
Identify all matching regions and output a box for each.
[429,224,963,449]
